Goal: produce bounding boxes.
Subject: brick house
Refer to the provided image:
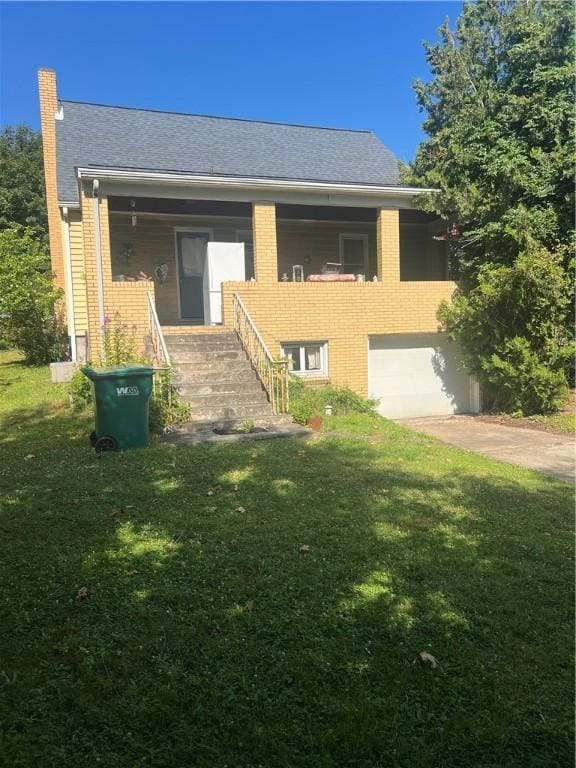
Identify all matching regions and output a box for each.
[39,68,480,421]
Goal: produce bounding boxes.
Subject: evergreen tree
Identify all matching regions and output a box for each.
[0,126,47,241]
[406,0,574,279]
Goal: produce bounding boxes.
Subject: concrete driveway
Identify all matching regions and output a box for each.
[400,415,575,483]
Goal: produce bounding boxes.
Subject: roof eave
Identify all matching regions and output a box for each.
[75,167,439,197]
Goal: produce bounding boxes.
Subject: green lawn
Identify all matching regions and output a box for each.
[0,351,573,768]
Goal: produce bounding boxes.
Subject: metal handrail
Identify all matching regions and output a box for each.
[233,293,289,414]
[147,291,171,367]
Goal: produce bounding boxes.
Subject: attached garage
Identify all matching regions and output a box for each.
[368,333,480,419]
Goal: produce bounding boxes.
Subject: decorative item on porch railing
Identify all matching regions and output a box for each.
[233,293,289,415]
[147,292,170,368]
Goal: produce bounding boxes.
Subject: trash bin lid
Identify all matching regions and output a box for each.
[82,363,154,380]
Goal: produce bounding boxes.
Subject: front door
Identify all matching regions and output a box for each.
[176,232,210,322]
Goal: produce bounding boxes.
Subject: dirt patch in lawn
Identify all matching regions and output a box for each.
[476,390,576,435]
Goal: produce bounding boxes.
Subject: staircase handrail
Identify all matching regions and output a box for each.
[147,291,171,367]
[232,293,289,414]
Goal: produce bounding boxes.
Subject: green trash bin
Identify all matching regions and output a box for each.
[82,364,154,452]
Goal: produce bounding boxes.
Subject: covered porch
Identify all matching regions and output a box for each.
[105,196,448,329]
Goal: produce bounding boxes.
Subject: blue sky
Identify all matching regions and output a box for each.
[0,1,461,162]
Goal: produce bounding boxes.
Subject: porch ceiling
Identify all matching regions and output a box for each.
[108,197,251,218]
[108,196,379,222]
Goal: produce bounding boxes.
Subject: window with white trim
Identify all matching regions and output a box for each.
[281,342,328,377]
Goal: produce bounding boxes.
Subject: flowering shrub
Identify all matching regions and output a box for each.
[101,314,144,368]
[69,312,190,433]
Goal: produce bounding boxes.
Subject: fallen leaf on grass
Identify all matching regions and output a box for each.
[164,541,178,552]
[24,454,35,460]
[76,587,89,601]
[244,600,254,612]
[418,651,440,669]
[206,490,214,496]
[235,506,246,513]
[126,570,139,576]
[299,544,311,554]
[233,484,239,492]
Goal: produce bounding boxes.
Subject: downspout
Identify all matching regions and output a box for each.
[92,179,105,356]
[61,206,77,361]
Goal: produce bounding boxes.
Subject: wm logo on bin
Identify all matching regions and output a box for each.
[116,386,140,396]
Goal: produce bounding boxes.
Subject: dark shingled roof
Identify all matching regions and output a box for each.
[56,100,402,203]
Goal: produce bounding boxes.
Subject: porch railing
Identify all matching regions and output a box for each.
[147,291,170,368]
[233,293,289,415]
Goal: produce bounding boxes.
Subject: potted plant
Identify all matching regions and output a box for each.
[306,413,323,431]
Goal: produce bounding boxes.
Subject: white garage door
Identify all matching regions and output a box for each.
[368,333,478,419]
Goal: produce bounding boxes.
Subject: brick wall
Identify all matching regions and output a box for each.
[38,69,65,293]
[222,280,456,396]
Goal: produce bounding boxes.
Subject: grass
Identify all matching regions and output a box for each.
[0,350,573,768]
[479,410,576,435]
[521,411,576,434]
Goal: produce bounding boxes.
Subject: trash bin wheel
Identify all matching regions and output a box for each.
[89,430,97,447]
[95,435,118,453]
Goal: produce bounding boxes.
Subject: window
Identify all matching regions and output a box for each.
[281,342,328,377]
[339,234,368,276]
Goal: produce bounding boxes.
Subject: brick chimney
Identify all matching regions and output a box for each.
[38,68,65,292]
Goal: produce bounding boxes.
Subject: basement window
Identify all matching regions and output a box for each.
[281,342,328,378]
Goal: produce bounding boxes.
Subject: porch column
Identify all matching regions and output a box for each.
[376,208,400,283]
[252,202,278,283]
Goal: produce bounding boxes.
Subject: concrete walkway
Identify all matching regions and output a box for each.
[400,415,575,483]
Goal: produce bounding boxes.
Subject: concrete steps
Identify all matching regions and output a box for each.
[172,370,256,387]
[163,330,277,422]
[180,390,270,408]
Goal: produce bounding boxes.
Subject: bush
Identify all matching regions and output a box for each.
[69,314,190,434]
[486,337,569,415]
[101,314,143,367]
[149,368,191,434]
[289,377,378,424]
[69,313,145,411]
[0,225,63,364]
[69,367,93,411]
[439,248,573,415]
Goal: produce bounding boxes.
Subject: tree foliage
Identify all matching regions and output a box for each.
[407,1,574,413]
[405,0,574,279]
[439,249,573,414]
[0,126,47,242]
[0,226,63,364]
